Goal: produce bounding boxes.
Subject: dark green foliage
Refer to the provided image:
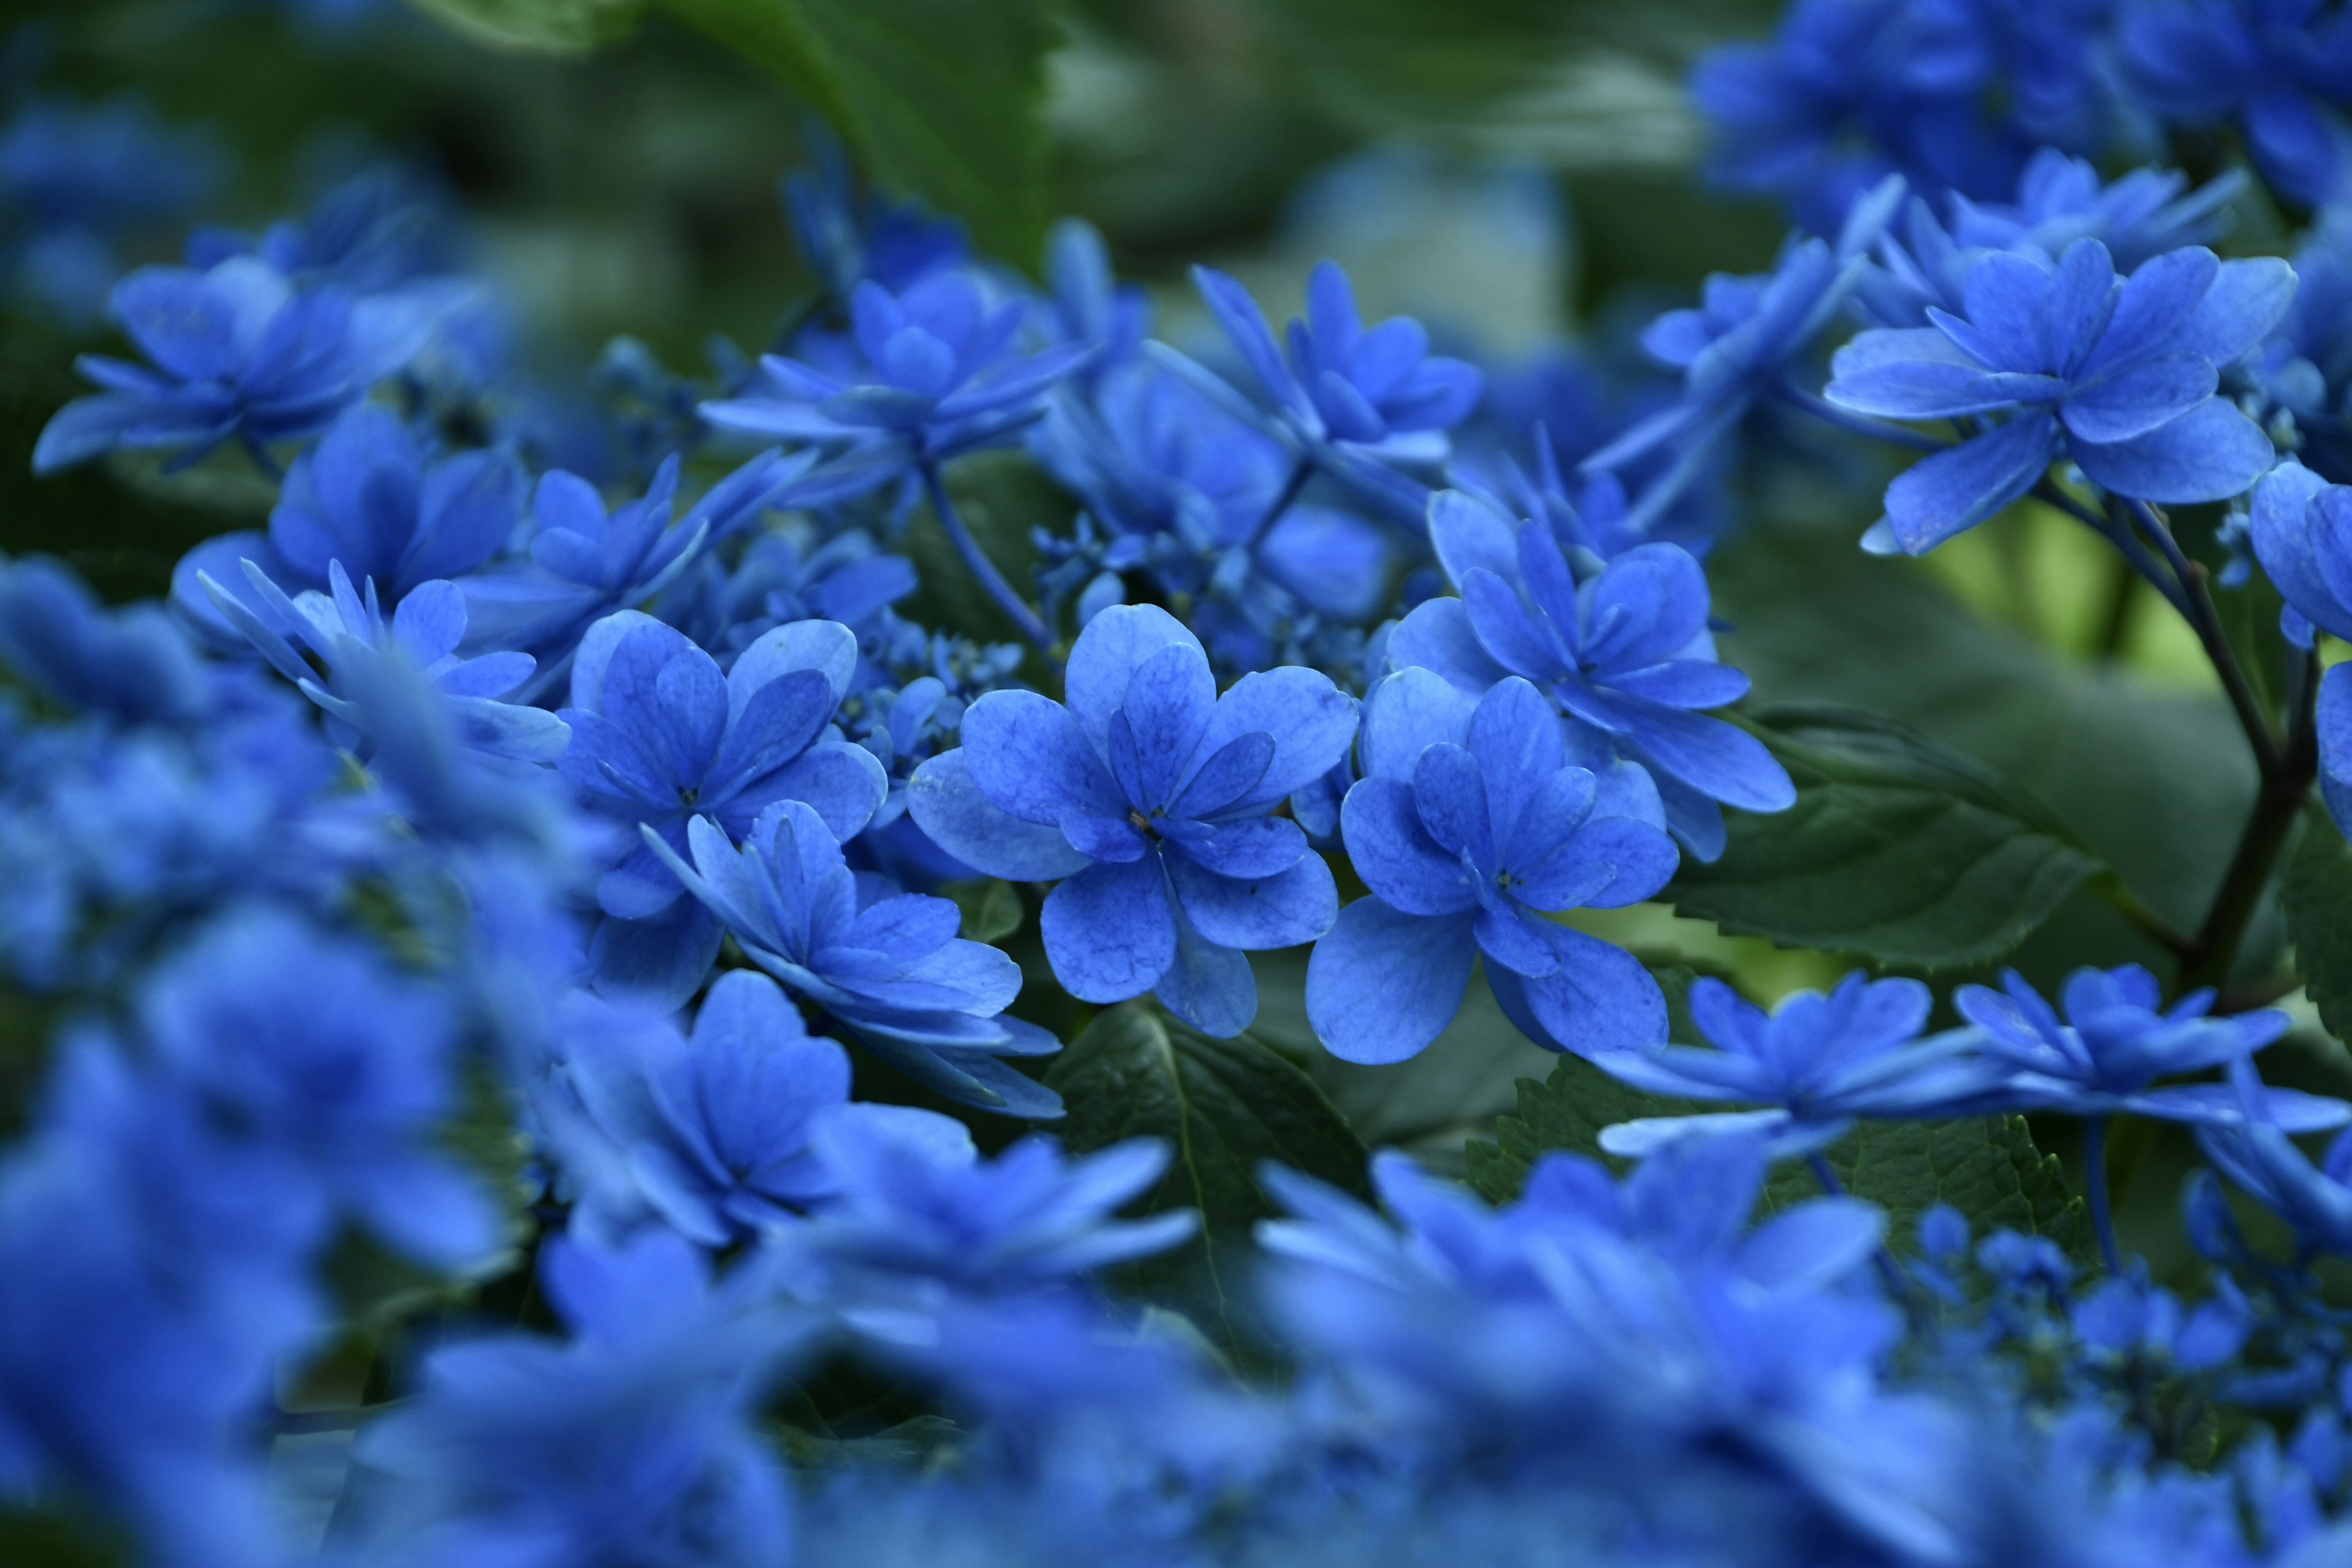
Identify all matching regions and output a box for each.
[1466,1053,2087,1259]
[1044,1001,1367,1350]
[942,878,1025,944]
[2285,808,2352,1044]
[1670,704,2103,969]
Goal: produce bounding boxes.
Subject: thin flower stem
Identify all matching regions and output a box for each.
[1773,382,1955,453]
[2082,1117,2124,1276]
[919,462,1057,658]
[1246,456,1314,548]
[2118,497,2282,783]
[2180,647,2320,993]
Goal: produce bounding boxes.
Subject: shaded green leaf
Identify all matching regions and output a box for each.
[1043,1001,1367,1352]
[2285,808,2352,1044]
[404,0,649,51]
[941,878,1024,944]
[659,0,1059,260]
[1669,703,2103,969]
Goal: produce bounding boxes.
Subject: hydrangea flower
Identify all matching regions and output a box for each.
[173,404,523,641]
[1033,217,1149,380]
[2246,461,2352,831]
[1387,494,1792,858]
[0,554,213,725]
[1580,178,1902,528]
[699,271,1091,487]
[1588,971,2004,1157]
[1306,672,1678,1065]
[0,94,218,320]
[650,801,1063,1117]
[557,612,884,1005]
[2196,1055,2352,1257]
[133,905,496,1267]
[32,257,434,475]
[1825,238,2292,554]
[1692,0,2110,232]
[2117,0,2352,208]
[356,1229,801,1568]
[1956,965,2348,1129]
[1189,260,1483,522]
[780,1112,1194,1319]
[782,126,967,307]
[555,972,861,1246]
[907,605,1359,1036]
[200,559,568,765]
[458,453,806,679]
[656,523,916,666]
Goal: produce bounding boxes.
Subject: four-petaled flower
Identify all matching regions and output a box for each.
[908,604,1359,1037]
[1307,671,1678,1065]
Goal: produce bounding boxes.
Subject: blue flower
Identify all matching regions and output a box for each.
[0,94,218,321]
[700,271,1091,488]
[2119,0,2352,208]
[1305,672,1676,1065]
[355,1228,801,1568]
[2196,1056,2352,1257]
[199,559,568,766]
[655,521,917,665]
[1956,965,2349,1129]
[1588,972,2004,1157]
[187,164,460,298]
[1388,496,1793,858]
[0,554,214,725]
[2250,209,2352,484]
[557,612,885,1006]
[650,801,1063,1116]
[907,605,1359,1037]
[782,126,967,307]
[782,1112,1194,1311]
[556,972,859,1247]
[1035,217,1149,381]
[1191,260,1482,522]
[173,404,523,643]
[2073,1273,2253,1373]
[1825,238,2292,553]
[135,905,497,1266]
[1581,179,1901,529]
[1692,0,2109,232]
[2246,462,2352,832]
[32,256,435,474]
[458,453,801,680]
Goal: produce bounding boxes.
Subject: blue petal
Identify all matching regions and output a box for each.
[1386,597,1512,700]
[1190,665,1360,813]
[1063,603,1202,755]
[1041,854,1176,1002]
[1153,897,1257,1037]
[2060,351,2217,444]
[1515,925,1669,1055]
[959,688,1124,824]
[1339,777,1478,916]
[1167,851,1335,951]
[2070,398,2277,505]
[1880,412,2059,554]
[907,751,1095,882]
[1357,666,1472,783]
[589,902,725,1012]
[1305,899,1477,1065]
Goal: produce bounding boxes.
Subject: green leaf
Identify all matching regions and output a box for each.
[941,878,1025,944]
[2285,807,2352,1043]
[403,0,649,51]
[1042,1001,1368,1352]
[1465,1053,2087,1259]
[0,1507,125,1568]
[657,0,1060,260]
[1668,704,2104,969]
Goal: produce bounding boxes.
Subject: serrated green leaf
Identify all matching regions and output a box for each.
[1668,703,2104,969]
[941,878,1024,944]
[2285,808,2352,1042]
[404,0,649,51]
[1042,1001,1367,1352]
[658,0,1059,261]
[1465,1053,2087,1259]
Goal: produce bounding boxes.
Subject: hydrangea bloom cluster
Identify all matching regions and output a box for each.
[16,2,2352,1564]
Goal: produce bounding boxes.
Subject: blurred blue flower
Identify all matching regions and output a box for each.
[0,94,217,321]
[135,904,495,1266]
[783,1113,1194,1317]
[1588,971,2004,1157]
[1582,178,1902,529]
[557,612,884,1006]
[2119,0,2352,208]
[558,971,856,1247]
[701,271,1091,489]
[782,125,967,308]
[1034,217,1148,382]
[2073,1273,2253,1373]
[2196,1054,2352,1257]
[1306,672,1676,1065]
[652,800,1062,1116]
[33,256,435,474]
[356,1228,802,1568]
[187,164,460,298]
[655,521,916,665]
[1190,259,1482,522]
[1389,498,1792,858]
[2250,209,2352,485]
[1956,965,2348,1129]
[0,553,214,725]
[908,605,1357,1037]
[1827,238,2291,553]
[2244,463,2352,832]
[1692,0,2111,232]
[174,404,522,643]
